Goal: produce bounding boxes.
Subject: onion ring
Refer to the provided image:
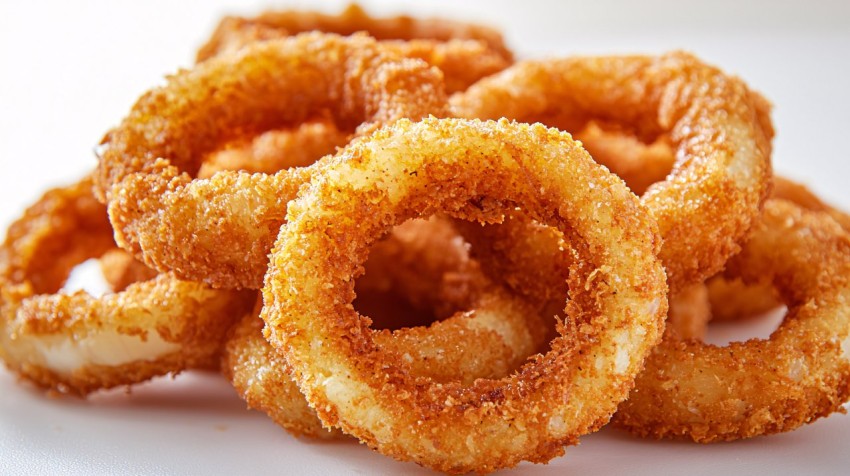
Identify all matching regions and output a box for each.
[224,218,550,439]
[261,117,667,473]
[451,52,774,291]
[95,32,448,290]
[616,199,850,441]
[0,177,253,396]
[708,176,850,321]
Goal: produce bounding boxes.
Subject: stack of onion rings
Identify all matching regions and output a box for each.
[95,32,448,290]
[2,4,849,474]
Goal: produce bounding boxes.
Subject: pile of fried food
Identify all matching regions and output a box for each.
[1,4,849,474]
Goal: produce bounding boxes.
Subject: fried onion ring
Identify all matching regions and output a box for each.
[451,52,773,291]
[708,176,850,321]
[0,177,253,396]
[616,199,850,441]
[261,117,667,473]
[224,218,549,439]
[95,33,447,289]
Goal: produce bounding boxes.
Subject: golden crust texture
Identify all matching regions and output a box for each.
[96,32,448,290]
[261,118,667,473]
[0,178,253,396]
[707,176,850,321]
[223,218,550,440]
[616,199,850,441]
[451,52,774,292]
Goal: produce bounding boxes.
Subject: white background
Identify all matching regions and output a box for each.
[1,1,848,474]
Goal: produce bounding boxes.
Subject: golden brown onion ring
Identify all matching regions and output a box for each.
[708,176,850,321]
[262,118,667,473]
[95,32,447,290]
[451,52,774,291]
[616,199,850,441]
[0,177,253,396]
[225,218,550,439]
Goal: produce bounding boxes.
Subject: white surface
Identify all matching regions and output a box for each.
[0,1,848,475]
